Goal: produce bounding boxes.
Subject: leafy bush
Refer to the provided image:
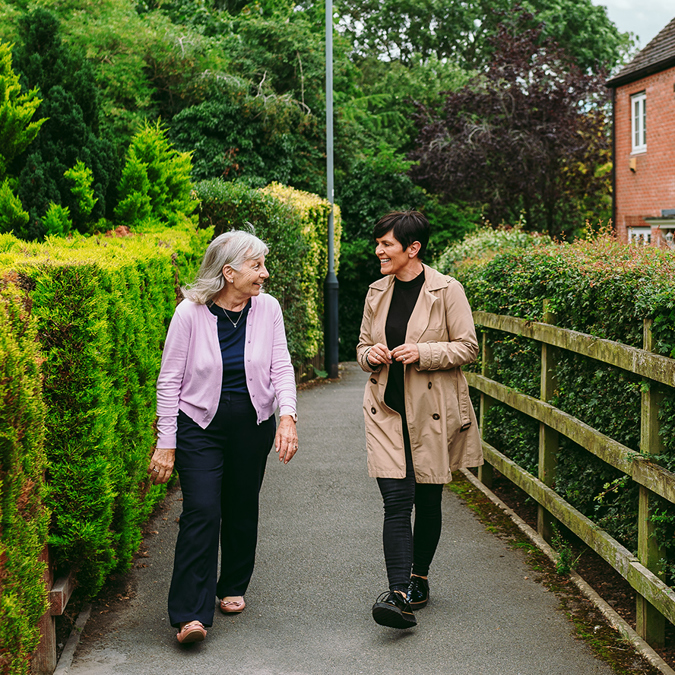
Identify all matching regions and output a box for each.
[442,229,675,579]
[194,179,341,364]
[170,88,323,194]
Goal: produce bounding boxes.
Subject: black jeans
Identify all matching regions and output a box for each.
[377,425,444,593]
[168,393,275,628]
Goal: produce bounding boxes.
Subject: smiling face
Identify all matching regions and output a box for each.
[375,230,421,279]
[225,254,269,299]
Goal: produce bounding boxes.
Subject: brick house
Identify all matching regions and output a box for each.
[607,17,675,246]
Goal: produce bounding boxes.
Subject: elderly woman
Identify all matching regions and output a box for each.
[148,230,298,644]
[357,211,483,629]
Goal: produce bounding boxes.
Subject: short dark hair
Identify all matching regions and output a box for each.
[373,210,430,260]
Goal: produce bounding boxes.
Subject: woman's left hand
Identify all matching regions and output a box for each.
[275,415,298,464]
[390,343,420,365]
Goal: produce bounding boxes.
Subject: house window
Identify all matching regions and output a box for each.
[628,227,650,244]
[631,92,646,153]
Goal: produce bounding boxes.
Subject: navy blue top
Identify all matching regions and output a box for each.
[208,300,251,396]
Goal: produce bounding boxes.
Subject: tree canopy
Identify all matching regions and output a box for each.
[0,0,632,352]
[409,13,612,237]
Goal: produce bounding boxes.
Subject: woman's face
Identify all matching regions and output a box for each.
[226,254,269,298]
[375,230,414,276]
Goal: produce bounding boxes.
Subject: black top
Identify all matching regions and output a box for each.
[208,300,251,396]
[384,269,425,417]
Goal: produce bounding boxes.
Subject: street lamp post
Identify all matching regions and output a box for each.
[324,0,339,378]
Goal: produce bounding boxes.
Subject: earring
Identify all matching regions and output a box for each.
[230,279,234,283]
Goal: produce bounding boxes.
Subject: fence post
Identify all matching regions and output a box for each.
[538,300,559,543]
[31,545,56,675]
[478,331,494,488]
[637,318,666,647]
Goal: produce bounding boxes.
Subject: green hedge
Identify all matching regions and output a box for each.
[195,179,341,366]
[0,225,209,673]
[440,228,675,581]
[0,268,49,674]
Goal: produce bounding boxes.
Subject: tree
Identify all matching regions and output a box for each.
[12,9,119,238]
[408,13,611,238]
[338,0,633,73]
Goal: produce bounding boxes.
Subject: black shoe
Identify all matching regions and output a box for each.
[407,576,429,610]
[372,591,417,629]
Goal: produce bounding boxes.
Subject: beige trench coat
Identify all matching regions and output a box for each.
[356,264,483,483]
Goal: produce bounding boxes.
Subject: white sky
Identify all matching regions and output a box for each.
[591,0,674,49]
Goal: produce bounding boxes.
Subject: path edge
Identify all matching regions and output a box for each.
[52,603,92,675]
[459,468,675,675]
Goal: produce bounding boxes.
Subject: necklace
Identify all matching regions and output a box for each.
[223,308,243,329]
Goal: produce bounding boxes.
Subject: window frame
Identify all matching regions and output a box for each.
[628,227,651,245]
[631,91,647,154]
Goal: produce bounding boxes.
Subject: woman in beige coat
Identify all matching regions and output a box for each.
[357,211,483,629]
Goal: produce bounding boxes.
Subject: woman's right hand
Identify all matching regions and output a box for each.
[367,343,392,366]
[148,447,176,485]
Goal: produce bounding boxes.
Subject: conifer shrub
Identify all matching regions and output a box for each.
[0,278,49,674]
[440,228,675,582]
[115,121,196,229]
[195,179,341,364]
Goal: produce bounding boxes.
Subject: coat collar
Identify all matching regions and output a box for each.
[368,264,451,344]
[368,264,451,292]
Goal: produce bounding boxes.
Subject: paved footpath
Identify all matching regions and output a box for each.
[70,362,613,675]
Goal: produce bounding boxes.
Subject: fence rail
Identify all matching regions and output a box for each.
[471,307,675,648]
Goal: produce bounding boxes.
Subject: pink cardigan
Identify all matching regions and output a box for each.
[156,293,297,449]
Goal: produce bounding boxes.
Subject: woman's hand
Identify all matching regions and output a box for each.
[367,343,392,366]
[148,447,175,485]
[391,343,420,365]
[275,415,298,464]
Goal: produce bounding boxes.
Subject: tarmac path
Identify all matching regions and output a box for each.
[69,362,613,675]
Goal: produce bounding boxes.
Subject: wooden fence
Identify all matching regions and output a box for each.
[469,303,675,648]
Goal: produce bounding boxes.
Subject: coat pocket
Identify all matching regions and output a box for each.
[455,369,473,431]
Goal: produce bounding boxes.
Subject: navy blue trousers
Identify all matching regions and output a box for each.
[377,424,444,593]
[168,393,275,628]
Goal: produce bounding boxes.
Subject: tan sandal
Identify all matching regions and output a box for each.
[176,620,206,643]
[219,596,245,614]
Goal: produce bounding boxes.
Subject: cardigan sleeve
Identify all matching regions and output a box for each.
[269,301,297,418]
[156,308,190,449]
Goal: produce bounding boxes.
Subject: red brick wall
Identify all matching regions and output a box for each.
[614,66,675,242]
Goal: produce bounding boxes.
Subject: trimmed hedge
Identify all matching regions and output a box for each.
[439,228,675,581]
[195,179,341,365]
[0,271,49,674]
[0,225,209,673]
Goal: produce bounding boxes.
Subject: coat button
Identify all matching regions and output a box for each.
[370,378,377,384]
[432,413,440,420]
[428,382,432,389]
[371,407,376,414]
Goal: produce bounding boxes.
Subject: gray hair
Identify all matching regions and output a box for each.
[182,230,269,304]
